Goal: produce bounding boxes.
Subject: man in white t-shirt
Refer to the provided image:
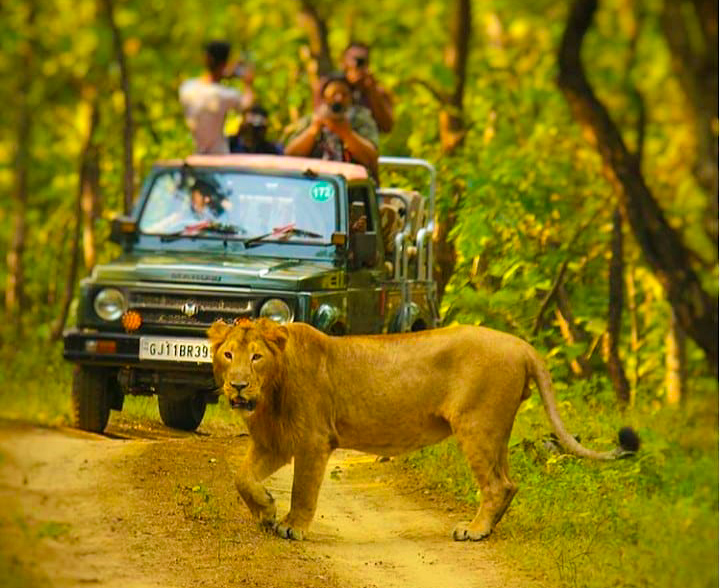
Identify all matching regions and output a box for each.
[179,41,254,154]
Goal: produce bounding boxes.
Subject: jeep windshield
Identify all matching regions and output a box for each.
[138,169,338,246]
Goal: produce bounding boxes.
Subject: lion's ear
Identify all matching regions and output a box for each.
[260,321,289,352]
[207,320,232,349]
[273,325,289,351]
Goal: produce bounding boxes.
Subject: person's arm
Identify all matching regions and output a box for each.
[324,117,378,173]
[361,75,394,133]
[284,119,322,157]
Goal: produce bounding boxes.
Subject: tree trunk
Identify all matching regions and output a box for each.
[558,0,718,375]
[433,0,471,301]
[439,0,471,153]
[51,102,100,341]
[102,0,134,215]
[661,0,718,246]
[664,309,686,405]
[81,105,101,270]
[298,0,333,97]
[5,2,36,337]
[555,284,593,378]
[604,208,631,405]
[625,262,640,401]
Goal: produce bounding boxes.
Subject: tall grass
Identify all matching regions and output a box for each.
[405,379,718,588]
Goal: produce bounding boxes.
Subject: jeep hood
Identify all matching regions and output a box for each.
[90,253,344,291]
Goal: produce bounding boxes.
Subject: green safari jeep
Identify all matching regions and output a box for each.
[63,154,439,433]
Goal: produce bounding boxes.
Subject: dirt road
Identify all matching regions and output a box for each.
[0,417,547,588]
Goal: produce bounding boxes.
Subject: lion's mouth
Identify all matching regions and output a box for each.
[229,396,257,411]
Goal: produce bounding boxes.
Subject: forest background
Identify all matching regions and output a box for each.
[0,1,717,587]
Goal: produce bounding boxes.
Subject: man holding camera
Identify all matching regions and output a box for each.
[179,41,254,154]
[342,42,394,133]
[284,73,379,178]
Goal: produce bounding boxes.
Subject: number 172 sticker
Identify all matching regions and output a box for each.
[310,181,335,202]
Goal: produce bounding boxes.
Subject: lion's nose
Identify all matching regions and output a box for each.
[232,382,249,393]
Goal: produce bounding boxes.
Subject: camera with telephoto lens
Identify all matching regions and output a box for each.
[231,62,249,78]
[329,101,347,119]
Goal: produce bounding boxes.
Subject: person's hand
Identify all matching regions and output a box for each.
[223,61,253,81]
[360,71,377,91]
[322,112,352,138]
[309,105,330,134]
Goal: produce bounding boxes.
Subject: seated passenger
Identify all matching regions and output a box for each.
[228,105,283,154]
[284,73,379,178]
[146,180,226,233]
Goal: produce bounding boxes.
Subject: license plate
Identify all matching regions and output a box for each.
[139,336,212,363]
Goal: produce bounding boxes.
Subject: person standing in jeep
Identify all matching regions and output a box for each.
[342,42,394,133]
[284,73,379,178]
[179,41,254,154]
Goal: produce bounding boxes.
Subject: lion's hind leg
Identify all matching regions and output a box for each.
[235,442,287,529]
[452,428,517,541]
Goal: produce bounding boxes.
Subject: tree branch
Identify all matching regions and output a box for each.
[558,0,718,374]
[298,0,333,78]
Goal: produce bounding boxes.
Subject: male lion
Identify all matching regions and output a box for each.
[208,318,638,541]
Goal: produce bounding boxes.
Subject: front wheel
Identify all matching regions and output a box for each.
[72,366,112,433]
[158,393,206,431]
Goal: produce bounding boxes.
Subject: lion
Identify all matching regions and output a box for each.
[208,318,638,541]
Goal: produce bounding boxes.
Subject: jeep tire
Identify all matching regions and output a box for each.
[158,392,206,431]
[72,366,112,433]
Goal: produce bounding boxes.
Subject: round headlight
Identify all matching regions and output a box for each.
[93,288,127,321]
[259,299,293,323]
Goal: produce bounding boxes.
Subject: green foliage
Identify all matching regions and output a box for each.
[0,334,72,426]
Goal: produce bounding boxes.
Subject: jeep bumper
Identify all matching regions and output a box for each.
[63,329,213,373]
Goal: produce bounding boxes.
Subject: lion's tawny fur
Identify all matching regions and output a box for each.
[208,319,627,541]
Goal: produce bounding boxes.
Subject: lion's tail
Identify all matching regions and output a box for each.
[527,348,639,461]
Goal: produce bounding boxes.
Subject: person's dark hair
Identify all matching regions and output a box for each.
[344,41,370,55]
[319,72,352,94]
[245,104,269,118]
[192,178,218,197]
[204,41,231,70]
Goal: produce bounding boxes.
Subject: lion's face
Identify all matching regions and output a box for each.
[207,319,289,412]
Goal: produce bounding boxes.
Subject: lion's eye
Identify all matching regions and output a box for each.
[224,351,232,360]
[251,353,262,362]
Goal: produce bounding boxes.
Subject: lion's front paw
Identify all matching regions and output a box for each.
[274,520,305,541]
[253,490,277,528]
[452,522,491,542]
[258,512,276,530]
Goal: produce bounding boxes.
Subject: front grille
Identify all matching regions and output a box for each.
[128,291,255,327]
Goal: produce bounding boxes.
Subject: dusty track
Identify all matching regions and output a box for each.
[0,417,547,588]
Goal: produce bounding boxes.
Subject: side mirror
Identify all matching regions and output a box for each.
[349,231,378,269]
[110,215,138,245]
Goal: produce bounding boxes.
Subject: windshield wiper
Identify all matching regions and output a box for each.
[160,221,244,242]
[243,223,323,249]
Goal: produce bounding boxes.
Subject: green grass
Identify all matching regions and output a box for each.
[404,382,719,588]
[0,339,73,426]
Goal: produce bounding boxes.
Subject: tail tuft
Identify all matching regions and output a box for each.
[618,427,640,454]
